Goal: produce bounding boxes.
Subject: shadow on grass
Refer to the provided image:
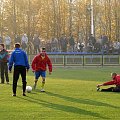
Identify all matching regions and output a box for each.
[17,95,108,119]
[45,92,118,109]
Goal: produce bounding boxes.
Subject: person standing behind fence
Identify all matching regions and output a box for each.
[69,35,75,52]
[14,35,21,43]
[8,43,30,96]
[51,38,58,52]
[60,34,68,52]
[33,34,40,54]
[21,34,28,51]
[4,35,11,50]
[0,43,9,84]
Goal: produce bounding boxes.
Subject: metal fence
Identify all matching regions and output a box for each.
[28,53,120,66]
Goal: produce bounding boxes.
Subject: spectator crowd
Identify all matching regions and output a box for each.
[0,33,120,54]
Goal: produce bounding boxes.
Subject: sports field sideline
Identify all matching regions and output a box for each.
[0,67,120,120]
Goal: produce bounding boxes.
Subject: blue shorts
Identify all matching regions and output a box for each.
[35,70,46,79]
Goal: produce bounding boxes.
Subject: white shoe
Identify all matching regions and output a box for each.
[40,89,45,92]
[97,86,100,91]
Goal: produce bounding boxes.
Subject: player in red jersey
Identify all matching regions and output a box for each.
[32,47,52,92]
[97,73,120,92]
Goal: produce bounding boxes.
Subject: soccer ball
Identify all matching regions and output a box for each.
[26,86,32,93]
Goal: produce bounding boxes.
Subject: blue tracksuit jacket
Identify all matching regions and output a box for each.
[9,48,30,71]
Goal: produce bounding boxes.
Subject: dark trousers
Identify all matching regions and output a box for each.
[13,66,27,94]
[0,62,9,83]
[101,86,120,92]
[34,45,40,54]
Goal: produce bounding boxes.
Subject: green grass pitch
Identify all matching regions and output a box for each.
[0,67,120,120]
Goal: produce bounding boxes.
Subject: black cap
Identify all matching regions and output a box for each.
[15,43,20,48]
[42,47,46,51]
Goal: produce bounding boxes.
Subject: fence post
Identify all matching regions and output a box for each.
[101,54,103,66]
[83,55,84,66]
[63,55,66,67]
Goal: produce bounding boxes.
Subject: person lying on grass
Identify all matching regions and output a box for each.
[97,72,120,92]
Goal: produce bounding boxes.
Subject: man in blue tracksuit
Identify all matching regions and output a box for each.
[9,43,30,96]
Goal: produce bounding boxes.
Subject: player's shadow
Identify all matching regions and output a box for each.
[17,96,108,119]
[0,83,12,86]
[45,91,119,109]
